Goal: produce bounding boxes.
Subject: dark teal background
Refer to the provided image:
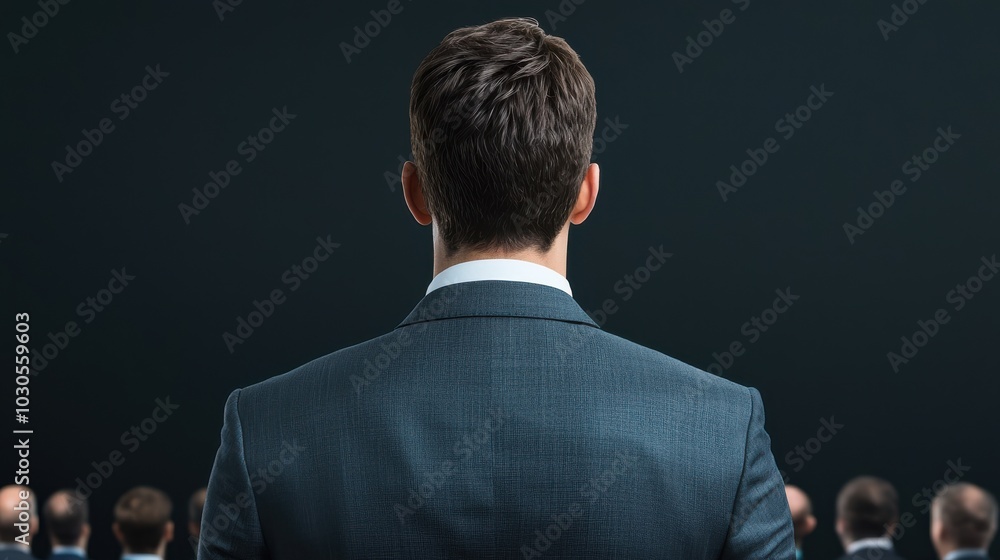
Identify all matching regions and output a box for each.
[2,1,999,558]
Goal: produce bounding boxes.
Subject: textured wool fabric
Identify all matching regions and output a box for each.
[200,280,794,559]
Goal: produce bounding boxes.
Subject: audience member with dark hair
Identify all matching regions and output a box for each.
[187,487,207,557]
[3,476,991,559]
[932,483,998,560]
[43,490,91,559]
[786,485,817,559]
[0,485,39,560]
[835,476,908,560]
[112,486,173,560]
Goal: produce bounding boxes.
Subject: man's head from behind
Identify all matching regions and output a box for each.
[931,482,998,557]
[43,490,90,549]
[836,476,900,546]
[112,486,173,556]
[403,17,599,260]
[785,485,817,548]
[0,485,37,544]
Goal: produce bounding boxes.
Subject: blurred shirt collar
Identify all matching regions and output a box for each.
[846,537,893,554]
[943,550,989,560]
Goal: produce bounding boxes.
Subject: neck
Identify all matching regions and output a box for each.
[432,228,569,278]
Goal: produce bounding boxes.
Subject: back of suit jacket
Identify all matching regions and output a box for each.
[200,280,794,559]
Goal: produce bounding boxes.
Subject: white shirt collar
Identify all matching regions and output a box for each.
[943,550,989,560]
[53,545,87,556]
[846,537,894,554]
[426,259,572,296]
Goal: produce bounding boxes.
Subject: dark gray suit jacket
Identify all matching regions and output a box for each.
[199,280,793,559]
[0,547,38,560]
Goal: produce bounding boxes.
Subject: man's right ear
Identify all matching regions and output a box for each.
[402,161,432,226]
[804,514,817,537]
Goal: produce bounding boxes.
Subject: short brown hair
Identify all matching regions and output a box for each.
[934,483,998,549]
[114,486,172,553]
[409,17,597,254]
[837,476,899,540]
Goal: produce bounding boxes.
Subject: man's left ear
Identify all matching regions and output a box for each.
[570,163,599,225]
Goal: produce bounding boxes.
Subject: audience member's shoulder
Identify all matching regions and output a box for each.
[593,329,753,397]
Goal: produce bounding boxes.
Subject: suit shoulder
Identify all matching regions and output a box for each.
[592,328,754,398]
[234,331,398,400]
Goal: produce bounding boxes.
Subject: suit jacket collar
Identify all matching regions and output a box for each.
[396,280,600,329]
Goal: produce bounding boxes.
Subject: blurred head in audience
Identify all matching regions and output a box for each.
[786,485,817,551]
[0,485,38,546]
[836,476,899,548]
[43,490,90,551]
[187,487,207,545]
[112,486,173,558]
[931,482,997,558]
